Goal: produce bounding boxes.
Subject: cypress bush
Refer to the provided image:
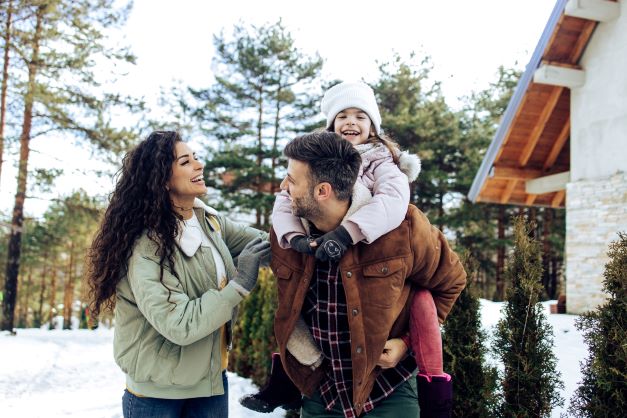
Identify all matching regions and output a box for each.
[492,216,563,417]
[443,253,498,417]
[568,232,627,417]
[229,267,278,386]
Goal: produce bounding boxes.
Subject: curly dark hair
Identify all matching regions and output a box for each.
[86,130,183,319]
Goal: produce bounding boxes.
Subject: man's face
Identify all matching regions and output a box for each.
[280,159,322,220]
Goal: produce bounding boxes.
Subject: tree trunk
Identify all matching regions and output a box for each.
[269,82,282,228]
[528,207,537,239]
[255,84,264,228]
[19,266,33,327]
[495,206,505,301]
[0,0,13,185]
[1,5,45,331]
[35,253,48,327]
[48,263,58,329]
[542,208,553,299]
[437,192,444,232]
[62,241,75,330]
[550,245,559,298]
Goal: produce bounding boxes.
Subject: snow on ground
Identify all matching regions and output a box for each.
[0,300,586,418]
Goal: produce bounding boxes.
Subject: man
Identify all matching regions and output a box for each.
[270,131,466,417]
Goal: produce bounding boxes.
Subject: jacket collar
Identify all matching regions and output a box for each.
[176,198,219,257]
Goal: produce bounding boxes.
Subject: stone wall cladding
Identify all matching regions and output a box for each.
[566,171,627,314]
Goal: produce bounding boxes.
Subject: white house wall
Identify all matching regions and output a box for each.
[571,1,627,182]
[567,0,627,314]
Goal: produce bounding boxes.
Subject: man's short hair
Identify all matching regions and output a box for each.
[284,131,361,201]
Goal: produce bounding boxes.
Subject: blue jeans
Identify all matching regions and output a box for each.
[122,371,228,418]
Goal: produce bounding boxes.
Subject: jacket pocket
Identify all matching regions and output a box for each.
[360,257,405,308]
[272,262,297,320]
[274,263,293,280]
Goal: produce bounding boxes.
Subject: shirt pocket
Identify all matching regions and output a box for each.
[360,257,406,308]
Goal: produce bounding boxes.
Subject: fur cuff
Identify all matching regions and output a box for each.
[287,316,323,367]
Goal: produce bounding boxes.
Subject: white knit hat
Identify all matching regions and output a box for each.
[321,81,382,134]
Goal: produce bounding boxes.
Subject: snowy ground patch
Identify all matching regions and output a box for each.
[0,300,586,417]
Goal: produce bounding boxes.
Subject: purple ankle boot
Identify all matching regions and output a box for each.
[417,373,453,418]
[239,353,302,413]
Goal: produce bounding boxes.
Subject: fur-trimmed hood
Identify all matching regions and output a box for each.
[355,143,421,183]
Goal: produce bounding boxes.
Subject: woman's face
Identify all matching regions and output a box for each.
[167,141,207,203]
[333,107,375,145]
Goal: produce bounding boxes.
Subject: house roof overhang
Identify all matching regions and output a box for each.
[468,0,617,208]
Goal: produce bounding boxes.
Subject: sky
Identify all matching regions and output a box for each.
[0,300,586,418]
[0,0,557,218]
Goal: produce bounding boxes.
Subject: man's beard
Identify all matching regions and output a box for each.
[291,192,322,220]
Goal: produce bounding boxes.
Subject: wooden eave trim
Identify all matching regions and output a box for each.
[492,165,544,180]
[544,118,571,170]
[501,180,518,204]
[570,20,598,62]
[519,86,564,167]
[526,194,538,205]
[551,190,566,207]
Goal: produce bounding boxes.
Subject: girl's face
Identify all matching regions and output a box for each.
[167,141,207,204]
[333,107,375,145]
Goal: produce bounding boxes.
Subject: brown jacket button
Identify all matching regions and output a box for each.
[346,271,352,278]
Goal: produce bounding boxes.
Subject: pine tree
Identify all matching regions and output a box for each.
[229,268,278,386]
[374,54,461,231]
[0,0,15,187]
[492,216,563,417]
[452,67,523,300]
[1,0,138,332]
[442,253,498,417]
[568,232,627,417]
[192,20,323,228]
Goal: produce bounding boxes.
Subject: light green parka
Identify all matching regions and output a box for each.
[113,200,267,399]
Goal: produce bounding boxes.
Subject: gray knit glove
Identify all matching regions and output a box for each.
[232,238,271,295]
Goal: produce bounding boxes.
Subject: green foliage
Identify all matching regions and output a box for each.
[191,20,323,227]
[449,67,523,291]
[492,217,563,417]
[2,191,104,329]
[229,267,278,386]
[6,0,141,154]
[568,232,627,417]
[374,54,461,230]
[443,253,498,417]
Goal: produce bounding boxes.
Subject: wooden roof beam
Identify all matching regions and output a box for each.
[501,180,518,204]
[544,118,570,170]
[551,190,566,208]
[526,194,538,206]
[565,0,620,22]
[519,86,564,167]
[570,21,598,63]
[491,165,543,180]
[534,64,585,88]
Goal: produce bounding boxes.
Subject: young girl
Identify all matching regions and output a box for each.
[240,82,453,417]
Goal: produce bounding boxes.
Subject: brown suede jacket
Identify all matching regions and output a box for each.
[270,204,467,416]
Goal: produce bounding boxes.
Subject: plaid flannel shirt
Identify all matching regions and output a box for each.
[302,260,415,418]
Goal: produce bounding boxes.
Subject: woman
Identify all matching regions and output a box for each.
[86,130,270,418]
